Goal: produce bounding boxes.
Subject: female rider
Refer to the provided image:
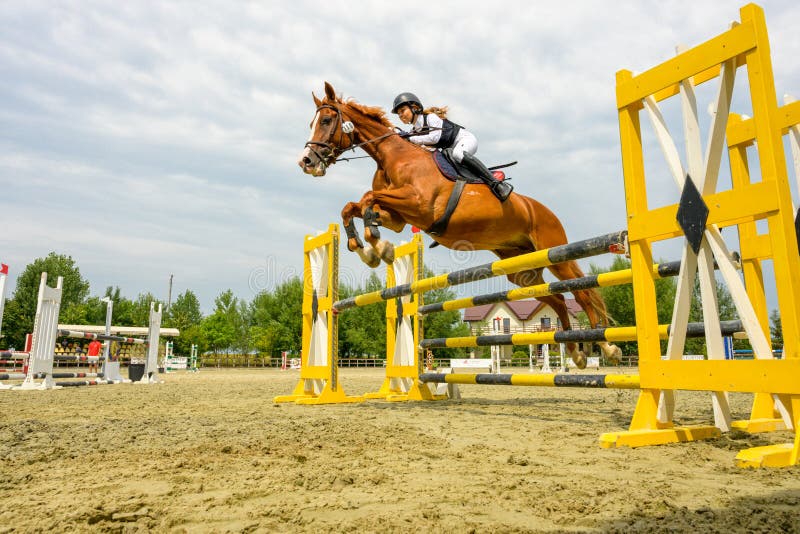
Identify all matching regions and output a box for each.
[391,92,512,201]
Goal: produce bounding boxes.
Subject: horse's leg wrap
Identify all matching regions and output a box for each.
[364,206,381,240]
[344,219,364,250]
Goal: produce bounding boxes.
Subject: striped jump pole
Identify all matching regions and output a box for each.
[418,257,732,316]
[41,372,104,379]
[0,351,29,359]
[334,230,627,311]
[57,330,147,345]
[419,260,681,316]
[419,372,640,389]
[53,355,104,362]
[421,320,744,349]
[0,373,27,381]
[55,379,113,388]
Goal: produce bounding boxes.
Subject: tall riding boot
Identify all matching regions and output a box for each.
[461,152,513,202]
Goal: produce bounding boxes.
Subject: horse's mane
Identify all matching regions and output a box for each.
[338,97,393,128]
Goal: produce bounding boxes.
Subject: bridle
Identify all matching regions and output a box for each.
[304,102,402,168]
[304,104,355,168]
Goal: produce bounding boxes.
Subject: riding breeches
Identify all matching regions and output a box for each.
[450,129,478,162]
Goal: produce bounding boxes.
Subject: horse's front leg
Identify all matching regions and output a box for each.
[360,190,406,265]
[341,201,380,268]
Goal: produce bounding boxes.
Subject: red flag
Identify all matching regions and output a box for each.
[0,263,8,275]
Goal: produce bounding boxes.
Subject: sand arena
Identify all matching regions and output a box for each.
[1,368,799,532]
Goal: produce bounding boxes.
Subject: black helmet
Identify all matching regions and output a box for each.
[392,92,422,114]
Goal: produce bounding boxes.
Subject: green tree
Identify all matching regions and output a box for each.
[420,267,470,359]
[591,256,677,356]
[166,290,204,354]
[13,253,90,314]
[2,253,90,347]
[684,273,739,356]
[250,278,303,354]
[202,311,236,354]
[60,296,108,325]
[769,309,782,352]
[338,272,387,357]
[0,299,26,350]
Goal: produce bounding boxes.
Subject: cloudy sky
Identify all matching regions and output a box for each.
[2,1,799,314]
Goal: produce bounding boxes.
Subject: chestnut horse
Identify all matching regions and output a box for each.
[297,82,620,368]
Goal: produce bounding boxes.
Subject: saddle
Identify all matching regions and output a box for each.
[427,150,511,238]
[432,150,507,183]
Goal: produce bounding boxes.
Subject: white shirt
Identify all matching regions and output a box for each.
[407,113,444,146]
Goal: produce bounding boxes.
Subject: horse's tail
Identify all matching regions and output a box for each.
[580,285,615,327]
[563,258,615,328]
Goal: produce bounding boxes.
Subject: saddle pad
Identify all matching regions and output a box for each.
[432,151,483,184]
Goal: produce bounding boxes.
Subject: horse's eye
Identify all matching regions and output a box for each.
[321,117,332,126]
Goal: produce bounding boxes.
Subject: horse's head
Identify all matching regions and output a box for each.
[298,82,356,177]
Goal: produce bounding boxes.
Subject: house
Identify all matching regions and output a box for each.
[462,298,584,359]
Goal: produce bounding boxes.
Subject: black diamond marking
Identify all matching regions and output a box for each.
[794,208,800,253]
[311,289,318,323]
[676,175,709,254]
[395,297,403,331]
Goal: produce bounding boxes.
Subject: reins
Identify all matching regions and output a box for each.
[306,102,443,165]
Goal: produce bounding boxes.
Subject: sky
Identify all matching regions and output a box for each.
[2,1,799,315]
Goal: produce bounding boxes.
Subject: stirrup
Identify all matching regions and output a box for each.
[491,180,513,202]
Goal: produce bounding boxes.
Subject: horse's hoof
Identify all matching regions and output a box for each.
[572,352,587,370]
[376,242,395,264]
[608,345,622,365]
[347,238,361,252]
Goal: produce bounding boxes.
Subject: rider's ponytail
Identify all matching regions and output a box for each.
[423,106,449,120]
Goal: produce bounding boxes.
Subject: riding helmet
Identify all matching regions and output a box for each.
[392,92,423,114]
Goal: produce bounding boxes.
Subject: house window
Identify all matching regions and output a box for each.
[541,317,551,330]
[503,318,510,334]
[493,317,502,332]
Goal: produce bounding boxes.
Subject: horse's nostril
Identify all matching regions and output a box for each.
[303,156,312,165]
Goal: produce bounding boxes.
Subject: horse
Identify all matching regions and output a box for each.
[297,82,621,368]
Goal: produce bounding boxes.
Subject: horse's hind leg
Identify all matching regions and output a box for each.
[547,260,622,365]
[504,265,588,370]
[536,293,589,370]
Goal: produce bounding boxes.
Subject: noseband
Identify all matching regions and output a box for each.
[304,104,356,168]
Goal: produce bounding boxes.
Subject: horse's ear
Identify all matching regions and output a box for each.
[324,81,337,101]
[312,92,322,107]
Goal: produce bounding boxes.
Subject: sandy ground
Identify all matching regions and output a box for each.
[1,368,799,533]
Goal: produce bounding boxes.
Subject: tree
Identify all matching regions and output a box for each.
[3,253,90,347]
[419,267,470,359]
[166,290,204,354]
[338,273,387,357]
[591,256,677,356]
[13,253,90,314]
[0,299,26,350]
[250,278,303,355]
[202,312,236,354]
[769,309,782,351]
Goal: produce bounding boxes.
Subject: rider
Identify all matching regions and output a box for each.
[391,92,513,202]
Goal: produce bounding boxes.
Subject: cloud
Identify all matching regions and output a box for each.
[1,0,798,314]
